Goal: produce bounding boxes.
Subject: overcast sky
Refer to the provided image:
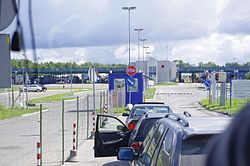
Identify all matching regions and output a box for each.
[3,0,250,65]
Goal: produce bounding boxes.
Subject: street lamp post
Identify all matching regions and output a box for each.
[146,51,151,58]
[143,46,149,59]
[134,28,143,70]
[140,38,147,61]
[166,45,168,61]
[122,6,136,65]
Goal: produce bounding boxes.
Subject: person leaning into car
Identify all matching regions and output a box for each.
[206,104,250,166]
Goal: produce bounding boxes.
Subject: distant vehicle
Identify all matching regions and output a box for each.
[38,84,47,91]
[58,80,66,84]
[122,103,172,131]
[20,84,43,92]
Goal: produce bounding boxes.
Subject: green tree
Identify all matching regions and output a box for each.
[198,61,218,67]
[246,72,250,79]
[173,60,194,67]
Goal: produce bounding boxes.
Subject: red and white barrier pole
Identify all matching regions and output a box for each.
[37,142,41,166]
[103,104,108,114]
[73,123,76,150]
[92,112,96,132]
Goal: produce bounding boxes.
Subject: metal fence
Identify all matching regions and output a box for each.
[0,90,109,166]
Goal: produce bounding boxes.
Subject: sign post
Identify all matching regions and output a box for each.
[126,65,136,77]
[88,66,96,113]
[126,65,136,104]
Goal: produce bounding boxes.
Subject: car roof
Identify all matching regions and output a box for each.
[183,117,232,138]
[157,115,232,139]
[133,104,170,107]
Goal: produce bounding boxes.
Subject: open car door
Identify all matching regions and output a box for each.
[94,114,131,157]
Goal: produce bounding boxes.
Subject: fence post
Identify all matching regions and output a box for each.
[62,100,65,165]
[103,91,106,107]
[39,104,42,166]
[76,97,79,150]
[107,90,109,113]
[73,123,77,150]
[100,91,102,114]
[87,94,89,139]
[37,142,41,166]
[92,111,96,134]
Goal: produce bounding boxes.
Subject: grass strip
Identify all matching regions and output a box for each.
[0,105,40,120]
[145,88,156,99]
[200,98,250,115]
[156,82,177,86]
[96,107,127,114]
[29,92,75,103]
[28,89,90,103]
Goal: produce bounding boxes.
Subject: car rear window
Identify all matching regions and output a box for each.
[133,118,160,141]
[180,135,214,166]
[131,106,170,118]
[133,109,146,118]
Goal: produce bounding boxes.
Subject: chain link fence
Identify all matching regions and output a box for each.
[0,90,109,165]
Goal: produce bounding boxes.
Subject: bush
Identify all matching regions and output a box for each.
[246,72,250,79]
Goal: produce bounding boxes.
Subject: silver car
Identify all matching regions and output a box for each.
[20,84,43,92]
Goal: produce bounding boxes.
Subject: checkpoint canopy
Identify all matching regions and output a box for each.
[109,73,144,106]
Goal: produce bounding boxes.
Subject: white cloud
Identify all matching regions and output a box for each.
[5,0,250,65]
[169,34,250,65]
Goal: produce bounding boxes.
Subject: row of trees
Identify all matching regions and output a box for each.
[11,59,250,69]
[11,59,126,69]
[173,60,250,68]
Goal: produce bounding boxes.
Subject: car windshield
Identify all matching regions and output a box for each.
[131,106,170,118]
[180,134,213,166]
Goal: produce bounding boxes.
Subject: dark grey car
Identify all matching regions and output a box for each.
[118,114,231,166]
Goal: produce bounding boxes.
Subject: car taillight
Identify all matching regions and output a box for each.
[131,141,143,152]
[128,123,135,131]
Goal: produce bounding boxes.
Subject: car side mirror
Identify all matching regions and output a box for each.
[117,125,126,131]
[117,147,135,161]
[122,113,129,117]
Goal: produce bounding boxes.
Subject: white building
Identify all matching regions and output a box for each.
[133,57,176,83]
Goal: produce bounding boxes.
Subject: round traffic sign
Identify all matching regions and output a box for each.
[126,65,136,76]
[15,74,23,84]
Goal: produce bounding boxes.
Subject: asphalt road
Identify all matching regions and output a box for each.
[153,83,228,117]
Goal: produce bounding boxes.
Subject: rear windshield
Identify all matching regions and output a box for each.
[132,118,160,141]
[131,106,170,118]
[180,135,214,166]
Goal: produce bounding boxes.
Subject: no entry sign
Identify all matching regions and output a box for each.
[126,65,136,76]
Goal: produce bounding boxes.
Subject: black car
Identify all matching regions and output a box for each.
[94,113,231,166]
[122,103,172,131]
[118,114,231,166]
[128,113,168,153]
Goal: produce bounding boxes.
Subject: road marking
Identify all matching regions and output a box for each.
[22,109,49,117]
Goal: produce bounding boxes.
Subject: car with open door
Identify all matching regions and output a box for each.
[94,114,132,157]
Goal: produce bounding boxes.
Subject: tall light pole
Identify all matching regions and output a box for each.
[166,45,169,61]
[134,28,143,70]
[143,46,149,60]
[140,38,147,61]
[122,6,136,65]
[146,51,151,58]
